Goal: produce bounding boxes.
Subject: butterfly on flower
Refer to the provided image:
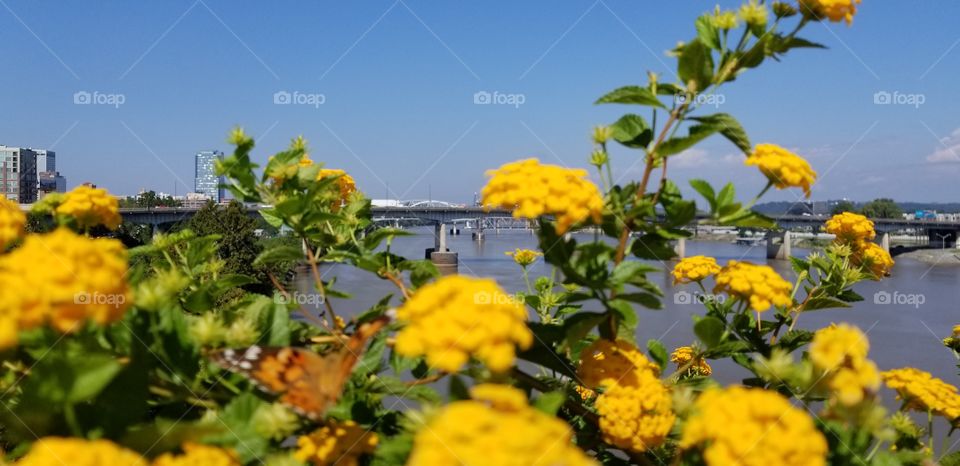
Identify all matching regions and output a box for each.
[209,316,388,420]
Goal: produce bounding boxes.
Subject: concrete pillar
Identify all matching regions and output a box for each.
[674,237,686,259]
[881,232,890,253]
[430,222,458,272]
[765,230,791,260]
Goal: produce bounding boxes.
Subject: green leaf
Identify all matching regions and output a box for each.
[253,244,303,267]
[595,86,666,108]
[689,179,716,212]
[610,114,653,149]
[532,391,566,416]
[561,312,607,350]
[364,227,413,250]
[631,234,677,261]
[789,257,811,275]
[695,15,721,50]
[678,39,714,91]
[657,122,721,158]
[689,113,751,154]
[610,261,657,287]
[694,316,726,348]
[607,299,638,329]
[803,296,852,311]
[449,375,470,401]
[21,350,124,405]
[646,339,668,372]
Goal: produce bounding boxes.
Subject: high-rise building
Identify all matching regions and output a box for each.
[0,145,38,203]
[35,150,55,172]
[194,150,225,203]
[34,149,66,198]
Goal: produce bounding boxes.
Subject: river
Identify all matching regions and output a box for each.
[300,227,960,387]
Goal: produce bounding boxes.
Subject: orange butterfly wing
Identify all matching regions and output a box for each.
[210,317,387,420]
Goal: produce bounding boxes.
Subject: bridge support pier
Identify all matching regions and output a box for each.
[428,223,458,273]
[674,238,686,259]
[765,230,791,260]
[881,232,890,253]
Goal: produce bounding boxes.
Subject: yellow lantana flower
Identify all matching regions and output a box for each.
[810,323,880,406]
[799,0,861,25]
[481,158,604,234]
[854,242,894,278]
[745,144,817,198]
[578,339,675,452]
[882,367,960,421]
[295,420,378,466]
[0,197,25,250]
[152,443,240,466]
[825,211,875,246]
[670,346,712,377]
[407,384,596,466]
[505,248,542,267]
[316,168,357,210]
[0,228,131,342]
[56,185,122,230]
[672,255,720,284]
[713,260,792,312]
[16,437,148,466]
[681,386,828,466]
[394,275,533,372]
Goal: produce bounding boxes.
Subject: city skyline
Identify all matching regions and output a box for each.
[2,1,960,203]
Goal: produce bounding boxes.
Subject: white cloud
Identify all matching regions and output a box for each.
[671,149,741,169]
[926,128,960,163]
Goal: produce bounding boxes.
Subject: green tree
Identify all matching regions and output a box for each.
[188,200,261,278]
[860,198,902,219]
[830,200,857,216]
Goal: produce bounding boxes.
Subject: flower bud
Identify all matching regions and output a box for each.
[189,313,227,347]
[225,317,259,347]
[592,125,613,145]
[589,149,609,168]
[772,1,797,18]
[739,0,768,27]
[254,403,301,441]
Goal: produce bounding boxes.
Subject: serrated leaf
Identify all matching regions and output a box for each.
[532,391,566,416]
[694,316,726,348]
[646,339,668,371]
[610,114,653,148]
[595,86,666,108]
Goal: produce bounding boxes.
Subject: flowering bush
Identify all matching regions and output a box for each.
[1,3,959,466]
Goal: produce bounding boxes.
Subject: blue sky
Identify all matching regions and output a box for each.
[2,1,959,203]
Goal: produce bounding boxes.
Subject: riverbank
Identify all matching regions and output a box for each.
[897,247,960,265]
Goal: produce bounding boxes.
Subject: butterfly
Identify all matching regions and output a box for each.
[209,316,388,420]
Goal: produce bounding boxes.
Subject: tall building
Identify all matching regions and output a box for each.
[194,150,225,203]
[0,145,38,203]
[34,149,66,198]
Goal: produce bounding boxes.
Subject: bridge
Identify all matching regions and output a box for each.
[19,204,960,260]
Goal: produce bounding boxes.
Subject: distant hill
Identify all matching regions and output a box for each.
[753,200,960,216]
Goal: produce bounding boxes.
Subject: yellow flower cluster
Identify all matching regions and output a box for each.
[739,0,768,26]
[153,443,240,466]
[0,197,25,250]
[672,255,720,284]
[578,339,674,452]
[854,242,894,278]
[824,211,875,245]
[294,420,378,466]
[882,368,960,421]
[481,158,604,234]
[55,185,122,230]
[809,324,879,405]
[577,339,659,388]
[0,228,131,348]
[825,212,894,278]
[713,260,792,312]
[681,386,828,466]
[407,384,596,466]
[316,168,357,210]
[506,248,542,267]
[745,144,817,198]
[670,346,712,377]
[394,275,533,372]
[799,0,861,25]
[16,438,148,466]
